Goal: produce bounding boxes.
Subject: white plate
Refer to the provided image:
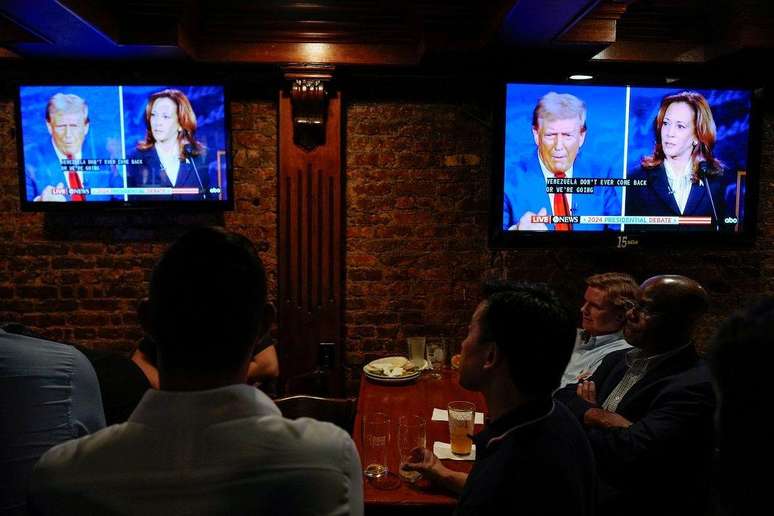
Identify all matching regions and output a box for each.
[364,369,421,384]
[363,356,422,384]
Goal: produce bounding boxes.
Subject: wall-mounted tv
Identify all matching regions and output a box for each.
[17,84,232,211]
[490,82,760,247]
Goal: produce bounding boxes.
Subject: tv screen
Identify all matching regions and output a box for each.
[491,82,758,247]
[17,84,232,210]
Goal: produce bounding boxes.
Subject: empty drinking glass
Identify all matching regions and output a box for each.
[397,415,426,482]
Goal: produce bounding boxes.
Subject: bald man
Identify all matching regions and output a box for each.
[556,275,716,516]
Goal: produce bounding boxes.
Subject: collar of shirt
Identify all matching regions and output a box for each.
[52,140,84,182]
[624,342,691,375]
[578,330,625,351]
[663,159,693,212]
[129,384,280,428]
[538,152,574,212]
[472,397,554,456]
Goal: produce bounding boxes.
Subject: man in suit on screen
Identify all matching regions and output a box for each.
[503,92,621,231]
[25,93,121,202]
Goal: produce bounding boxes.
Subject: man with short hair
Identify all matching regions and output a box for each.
[556,275,715,516]
[25,92,121,202]
[30,227,363,515]
[504,91,620,231]
[405,281,596,515]
[559,272,636,387]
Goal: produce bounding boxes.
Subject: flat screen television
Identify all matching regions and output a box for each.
[17,84,233,210]
[490,82,761,247]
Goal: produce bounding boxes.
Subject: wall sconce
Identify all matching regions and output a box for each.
[284,65,334,151]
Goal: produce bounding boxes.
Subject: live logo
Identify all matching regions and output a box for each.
[530,215,551,223]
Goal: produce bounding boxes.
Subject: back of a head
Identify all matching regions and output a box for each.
[646,275,708,333]
[481,281,576,397]
[148,226,267,373]
[710,296,773,425]
[709,296,772,513]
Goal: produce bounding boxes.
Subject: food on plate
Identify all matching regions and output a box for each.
[364,356,417,377]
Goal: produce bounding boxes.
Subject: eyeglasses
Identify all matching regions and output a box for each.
[621,298,660,316]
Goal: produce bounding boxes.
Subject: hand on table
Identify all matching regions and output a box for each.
[403,447,468,495]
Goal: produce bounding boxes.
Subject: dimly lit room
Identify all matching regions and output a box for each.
[1,1,770,515]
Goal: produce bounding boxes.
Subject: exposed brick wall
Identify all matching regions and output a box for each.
[1,83,772,382]
[344,94,774,369]
[0,98,277,351]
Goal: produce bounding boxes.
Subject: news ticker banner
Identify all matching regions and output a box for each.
[530,215,712,226]
[89,187,203,195]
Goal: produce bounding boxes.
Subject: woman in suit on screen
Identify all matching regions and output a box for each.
[126,89,210,200]
[626,91,727,231]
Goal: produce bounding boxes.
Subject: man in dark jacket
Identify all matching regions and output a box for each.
[556,275,715,516]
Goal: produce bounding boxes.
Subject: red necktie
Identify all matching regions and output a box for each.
[552,171,572,231]
[66,154,85,201]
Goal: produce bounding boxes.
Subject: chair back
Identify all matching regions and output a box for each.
[274,395,357,435]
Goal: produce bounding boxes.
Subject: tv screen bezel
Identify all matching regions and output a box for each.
[488,79,762,249]
[15,81,235,212]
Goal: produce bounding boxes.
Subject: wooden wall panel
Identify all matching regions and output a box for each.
[277,89,344,395]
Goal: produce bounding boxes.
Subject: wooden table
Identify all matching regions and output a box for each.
[353,369,487,515]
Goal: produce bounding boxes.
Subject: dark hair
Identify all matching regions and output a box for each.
[480,281,575,397]
[148,226,267,372]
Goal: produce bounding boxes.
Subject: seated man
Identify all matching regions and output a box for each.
[0,325,105,516]
[560,272,636,387]
[405,281,596,515]
[556,275,716,516]
[30,227,363,516]
[709,297,773,516]
[131,334,279,390]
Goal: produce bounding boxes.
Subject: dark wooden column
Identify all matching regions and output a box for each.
[277,67,344,395]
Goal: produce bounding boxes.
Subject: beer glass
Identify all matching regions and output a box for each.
[447,401,475,455]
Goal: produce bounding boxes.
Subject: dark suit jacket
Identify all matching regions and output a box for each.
[126,147,211,201]
[555,345,715,516]
[503,152,622,231]
[625,163,728,231]
[24,143,123,202]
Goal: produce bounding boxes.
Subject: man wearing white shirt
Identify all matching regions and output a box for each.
[559,272,637,388]
[30,227,363,516]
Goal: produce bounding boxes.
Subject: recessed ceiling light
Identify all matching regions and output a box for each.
[569,74,593,81]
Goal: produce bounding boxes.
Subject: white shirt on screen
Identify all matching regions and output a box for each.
[538,154,574,215]
[30,384,363,516]
[52,141,83,186]
[664,160,693,214]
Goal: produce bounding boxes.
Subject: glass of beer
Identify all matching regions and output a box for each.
[407,337,426,368]
[397,415,426,482]
[362,412,390,478]
[447,401,475,455]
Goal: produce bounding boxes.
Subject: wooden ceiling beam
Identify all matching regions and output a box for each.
[193,41,422,66]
